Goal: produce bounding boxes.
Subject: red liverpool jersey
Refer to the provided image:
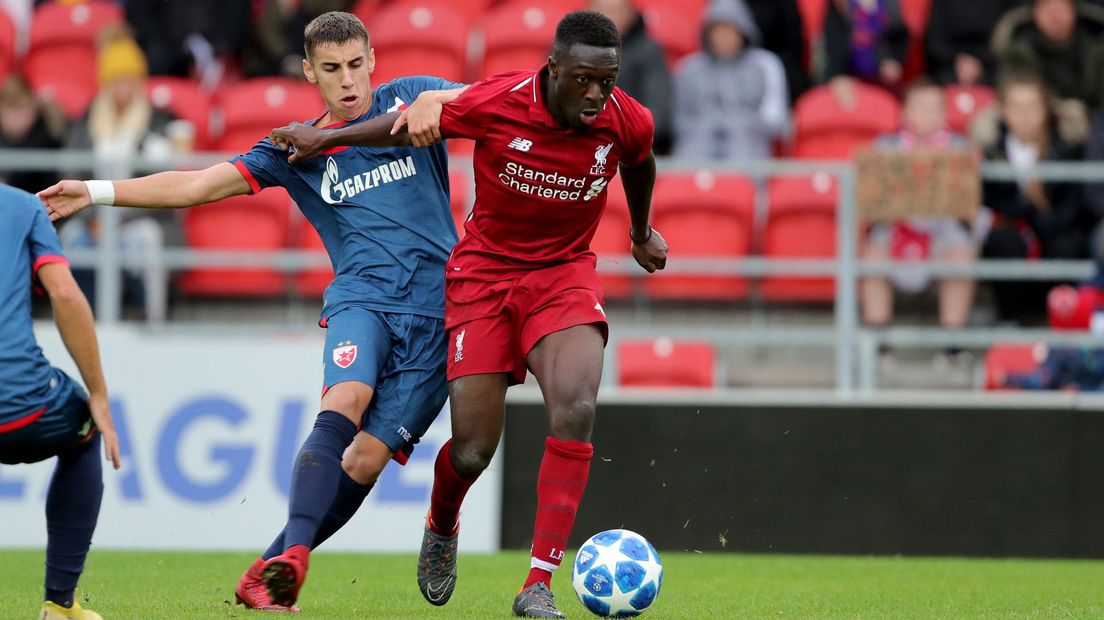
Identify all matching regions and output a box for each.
[440,68,654,274]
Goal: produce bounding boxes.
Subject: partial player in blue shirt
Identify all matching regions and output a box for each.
[0,184,121,620]
[38,11,467,612]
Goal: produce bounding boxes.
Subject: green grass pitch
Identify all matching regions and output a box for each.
[2,550,1103,619]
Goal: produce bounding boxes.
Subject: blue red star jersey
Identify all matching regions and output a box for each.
[438,67,654,275]
[0,185,71,425]
[232,76,463,320]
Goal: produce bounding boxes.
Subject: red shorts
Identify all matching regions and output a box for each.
[445,256,608,385]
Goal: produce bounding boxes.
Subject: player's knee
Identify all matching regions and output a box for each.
[449,440,495,478]
[321,384,373,421]
[548,394,596,441]
[342,451,385,484]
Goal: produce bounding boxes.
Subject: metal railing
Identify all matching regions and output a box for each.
[6,149,1104,393]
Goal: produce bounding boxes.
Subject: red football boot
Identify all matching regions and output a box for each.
[261,545,311,608]
[235,556,301,613]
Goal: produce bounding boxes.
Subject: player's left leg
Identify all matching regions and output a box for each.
[513,323,604,619]
[40,433,104,620]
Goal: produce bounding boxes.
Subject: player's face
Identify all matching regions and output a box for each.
[304,39,375,122]
[548,44,620,131]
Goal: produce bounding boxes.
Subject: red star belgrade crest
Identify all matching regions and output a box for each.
[332,341,357,369]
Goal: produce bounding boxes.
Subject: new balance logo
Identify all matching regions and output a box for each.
[508,137,533,152]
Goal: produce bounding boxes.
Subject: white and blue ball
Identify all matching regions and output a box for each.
[570,529,663,617]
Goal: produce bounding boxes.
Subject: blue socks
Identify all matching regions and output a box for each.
[44,434,103,606]
[262,471,375,560]
[282,411,359,551]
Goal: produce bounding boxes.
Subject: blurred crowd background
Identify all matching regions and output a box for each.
[10,0,1104,390]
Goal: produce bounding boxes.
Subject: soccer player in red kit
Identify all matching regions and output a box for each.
[271,11,667,617]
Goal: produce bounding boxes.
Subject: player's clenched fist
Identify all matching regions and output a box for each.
[631,226,668,273]
[270,122,327,163]
[37,180,92,222]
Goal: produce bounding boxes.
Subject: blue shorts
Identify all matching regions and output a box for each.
[0,370,95,465]
[322,306,448,464]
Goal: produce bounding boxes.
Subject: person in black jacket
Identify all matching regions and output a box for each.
[590,0,674,153]
[925,0,1022,85]
[981,70,1089,324]
[747,0,808,101]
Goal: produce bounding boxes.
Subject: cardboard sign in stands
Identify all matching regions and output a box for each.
[855,148,980,223]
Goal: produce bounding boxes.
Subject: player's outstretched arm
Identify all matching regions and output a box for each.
[392,86,469,147]
[270,87,468,162]
[38,162,252,222]
[620,152,668,273]
[37,263,121,470]
[271,113,409,163]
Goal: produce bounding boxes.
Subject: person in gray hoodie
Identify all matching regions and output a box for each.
[672,0,789,161]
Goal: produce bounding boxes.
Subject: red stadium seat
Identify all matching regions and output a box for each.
[294,218,333,298]
[618,338,716,388]
[590,175,633,300]
[759,174,837,302]
[0,8,16,84]
[984,343,1045,391]
[944,84,996,135]
[216,78,326,153]
[178,190,291,297]
[645,172,756,301]
[368,1,470,85]
[25,0,124,118]
[793,83,900,159]
[474,0,583,79]
[351,0,381,26]
[640,2,699,66]
[147,77,213,151]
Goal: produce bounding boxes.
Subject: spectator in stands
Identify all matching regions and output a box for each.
[589,0,673,153]
[823,0,910,106]
[980,71,1089,325]
[244,0,357,78]
[861,77,977,363]
[0,74,67,194]
[672,0,789,161]
[998,282,1104,390]
[925,0,1020,85]
[125,0,252,89]
[746,0,808,101]
[992,0,1104,144]
[66,34,178,164]
[63,34,176,322]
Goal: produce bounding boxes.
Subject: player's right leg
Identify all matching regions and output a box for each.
[239,308,390,610]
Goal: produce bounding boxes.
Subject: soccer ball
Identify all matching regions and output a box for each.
[570,529,663,617]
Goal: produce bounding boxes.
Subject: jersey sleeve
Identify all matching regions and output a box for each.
[613,89,655,167]
[229,139,289,194]
[388,76,467,103]
[440,72,529,141]
[28,205,68,281]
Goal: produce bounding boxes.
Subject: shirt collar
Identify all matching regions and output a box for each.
[529,66,563,129]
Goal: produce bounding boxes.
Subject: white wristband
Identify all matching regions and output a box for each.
[84,180,115,206]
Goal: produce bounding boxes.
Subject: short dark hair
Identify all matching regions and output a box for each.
[304,11,370,59]
[997,69,1050,103]
[552,10,622,58]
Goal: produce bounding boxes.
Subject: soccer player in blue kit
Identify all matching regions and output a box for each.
[0,183,122,620]
[38,11,465,612]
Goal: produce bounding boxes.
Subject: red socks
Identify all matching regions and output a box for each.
[428,439,478,535]
[523,437,594,589]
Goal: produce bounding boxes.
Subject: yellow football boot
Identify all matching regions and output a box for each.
[39,600,103,620]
